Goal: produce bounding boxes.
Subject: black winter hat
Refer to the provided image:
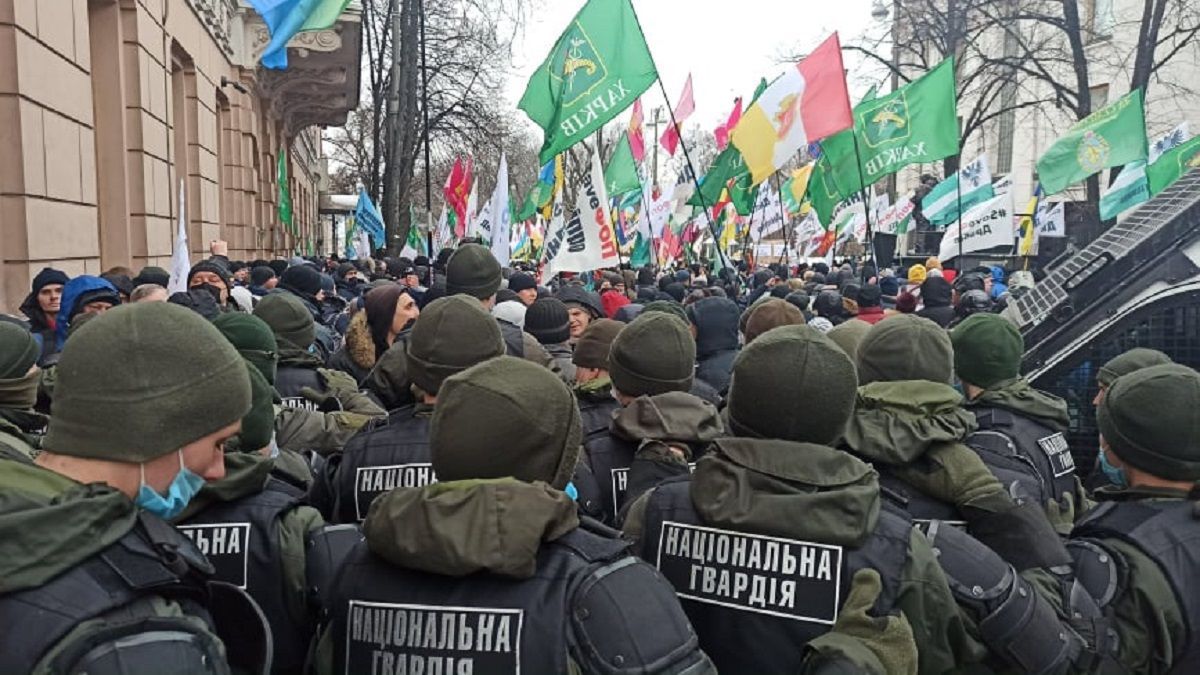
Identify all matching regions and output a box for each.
[555,285,603,319]
[250,266,276,286]
[507,272,537,293]
[857,285,882,308]
[280,264,323,298]
[920,277,953,307]
[813,290,844,318]
[71,288,121,319]
[446,244,502,299]
[132,266,170,288]
[101,274,133,298]
[524,298,571,345]
[188,261,232,291]
[336,262,357,279]
[31,267,69,293]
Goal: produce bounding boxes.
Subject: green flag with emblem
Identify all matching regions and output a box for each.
[604,133,641,197]
[518,0,657,164]
[815,60,959,205]
[1036,88,1147,196]
[277,149,293,235]
[1147,134,1200,195]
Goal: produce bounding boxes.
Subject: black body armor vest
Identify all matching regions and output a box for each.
[638,475,912,674]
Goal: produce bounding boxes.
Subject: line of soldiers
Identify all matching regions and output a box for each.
[2,243,1198,674]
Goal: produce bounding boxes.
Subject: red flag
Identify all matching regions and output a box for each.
[628,99,646,162]
[660,75,695,157]
[714,97,742,150]
[444,157,474,238]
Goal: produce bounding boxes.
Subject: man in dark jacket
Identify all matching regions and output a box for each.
[571,318,624,441]
[54,275,121,353]
[556,284,604,346]
[309,296,505,524]
[249,265,277,298]
[19,267,69,365]
[686,296,740,396]
[524,298,575,384]
[951,313,1087,533]
[575,312,722,525]
[275,263,338,359]
[916,277,954,327]
[0,302,266,674]
[0,324,48,462]
[311,356,714,675]
[622,325,984,674]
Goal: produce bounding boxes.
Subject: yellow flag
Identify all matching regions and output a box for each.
[1017,192,1040,256]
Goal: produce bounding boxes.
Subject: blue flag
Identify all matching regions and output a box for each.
[249,0,349,69]
[354,188,385,249]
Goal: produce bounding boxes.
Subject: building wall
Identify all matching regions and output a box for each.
[0,0,332,312]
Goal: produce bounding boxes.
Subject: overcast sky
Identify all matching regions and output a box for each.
[505,0,881,138]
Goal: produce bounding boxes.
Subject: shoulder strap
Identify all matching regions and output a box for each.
[553,519,631,563]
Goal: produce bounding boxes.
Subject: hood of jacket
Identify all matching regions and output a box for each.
[174,452,273,521]
[687,297,740,357]
[842,380,978,464]
[19,292,52,332]
[55,276,120,347]
[342,311,378,371]
[0,459,138,592]
[277,342,325,369]
[362,478,578,579]
[611,391,724,448]
[691,437,881,547]
[967,377,1070,431]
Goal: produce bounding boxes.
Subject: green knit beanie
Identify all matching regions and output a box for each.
[45,303,251,463]
[406,295,505,394]
[609,312,696,397]
[572,319,624,369]
[237,363,276,453]
[213,313,279,385]
[857,315,954,385]
[641,300,688,325]
[0,322,39,378]
[446,244,502,299]
[950,313,1023,388]
[253,293,315,349]
[826,319,871,366]
[1097,348,1172,388]
[1098,363,1200,479]
[432,356,581,490]
[727,325,857,445]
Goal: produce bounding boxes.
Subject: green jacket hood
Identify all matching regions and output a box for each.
[691,437,881,547]
[611,391,724,446]
[0,459,137,592]
[968,378,1070,431]
[277,343,324,369]
[363,478,578,579]
[842,381,977,464]
[175,452,273,521]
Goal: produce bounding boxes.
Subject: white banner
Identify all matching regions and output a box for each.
[167,180,190,294]
[877,199,914,234]
[750,185,786,241]
[543,146,620,276]
[486,153,511,266]
[939,192,1014,261]
[1036,200,1065,237]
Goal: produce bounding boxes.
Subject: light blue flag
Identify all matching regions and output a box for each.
[1099,160,1149,221]
[354,187,386,249]
[249,0,320,69]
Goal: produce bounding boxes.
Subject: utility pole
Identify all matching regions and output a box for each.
[647,107,664,187]
[382,0,401,253]
[419,0,433,260]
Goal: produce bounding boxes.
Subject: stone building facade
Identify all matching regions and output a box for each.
[0,0,360,310]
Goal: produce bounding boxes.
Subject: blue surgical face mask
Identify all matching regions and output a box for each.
[564,481,579,502]
[135,450,205,520]
[1098,447,1128,490]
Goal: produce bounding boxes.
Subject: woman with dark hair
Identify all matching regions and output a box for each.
[327,283,420,385]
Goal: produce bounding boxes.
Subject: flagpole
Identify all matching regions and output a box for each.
[419,0,434,267]
[955,162,964,266]
[849,134,879,267]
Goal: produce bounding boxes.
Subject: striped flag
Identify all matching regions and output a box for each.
[660,75,695,157]
[731,34,852,185]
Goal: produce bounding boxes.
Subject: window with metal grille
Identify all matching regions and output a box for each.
[1031,294,1200,475]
